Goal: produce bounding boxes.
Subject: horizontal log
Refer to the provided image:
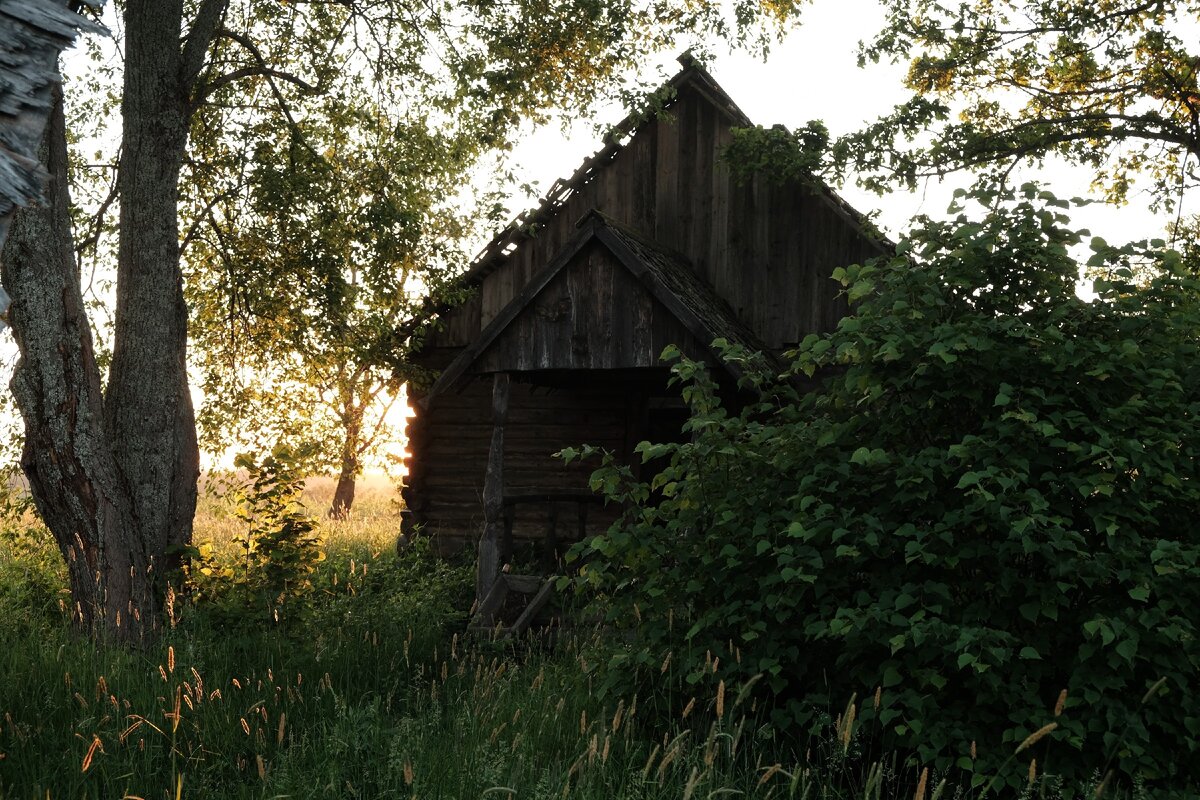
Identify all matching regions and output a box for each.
[425,420,628,438]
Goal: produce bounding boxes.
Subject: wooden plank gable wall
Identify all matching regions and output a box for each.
[477,242,710,373]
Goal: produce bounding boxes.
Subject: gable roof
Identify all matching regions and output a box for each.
[422,54,889,324]
[422,210,779,406]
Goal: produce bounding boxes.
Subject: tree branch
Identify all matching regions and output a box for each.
[197,65,321,103]
[200,27,325,158]
[180,0,229,98]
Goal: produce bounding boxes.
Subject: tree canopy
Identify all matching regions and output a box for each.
[835,1,1200,215]
[185,96,468,514]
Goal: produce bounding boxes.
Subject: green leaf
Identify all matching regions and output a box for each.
[956,471,980,489]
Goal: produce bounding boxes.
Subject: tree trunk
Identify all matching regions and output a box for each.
[101,0,199,581]
[328,413,362,519]
[1,89,148,642]
[0,0,212,644]
[328,463,358,520]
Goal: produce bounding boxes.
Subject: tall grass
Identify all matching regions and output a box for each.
[0,476,1150,799]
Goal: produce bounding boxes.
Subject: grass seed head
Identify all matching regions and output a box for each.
[80,735,102,773]
[611,699,625,732]
[1016,722,1057,753]
[1054,689,1068,717]
[759,763,783,785]
[914,767,928,800]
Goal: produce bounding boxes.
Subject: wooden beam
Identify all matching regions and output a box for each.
[505,579,555,640]
[475,372,510,608]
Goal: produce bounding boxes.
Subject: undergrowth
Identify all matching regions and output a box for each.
[0,476,1158,798]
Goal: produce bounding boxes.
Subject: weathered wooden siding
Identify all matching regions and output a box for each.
[475,242,708,373]
[427,80,885,354]
[402,376,633,556]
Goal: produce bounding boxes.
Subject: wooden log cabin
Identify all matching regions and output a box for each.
[401,56,889,605]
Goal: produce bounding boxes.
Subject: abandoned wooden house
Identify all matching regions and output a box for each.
[401,56,888,618]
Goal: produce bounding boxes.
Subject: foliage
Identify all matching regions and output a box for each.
[0,522,66,633]
[566,187,1200,795]
[185,97,434,512]
[726,121,830,186]
[189,446,325,625]
[834,1,1200,212]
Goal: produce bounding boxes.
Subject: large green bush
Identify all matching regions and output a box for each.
[567,188,1200,793]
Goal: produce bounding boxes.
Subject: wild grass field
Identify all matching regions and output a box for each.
[0,475,1147,799]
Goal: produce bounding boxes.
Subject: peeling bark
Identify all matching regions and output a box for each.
[0,0,106,251]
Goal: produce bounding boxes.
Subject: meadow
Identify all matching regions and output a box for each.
[0,476,1143,799]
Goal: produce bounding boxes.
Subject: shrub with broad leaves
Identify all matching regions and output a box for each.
[565,187,1200,794]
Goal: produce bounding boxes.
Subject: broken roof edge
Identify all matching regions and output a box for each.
[419,209,779,409]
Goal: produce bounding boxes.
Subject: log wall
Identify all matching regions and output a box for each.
[403,372,636,558]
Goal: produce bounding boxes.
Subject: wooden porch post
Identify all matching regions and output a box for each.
[476,372,510,608]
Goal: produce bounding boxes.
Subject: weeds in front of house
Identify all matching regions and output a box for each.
[0,478,1168,798]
